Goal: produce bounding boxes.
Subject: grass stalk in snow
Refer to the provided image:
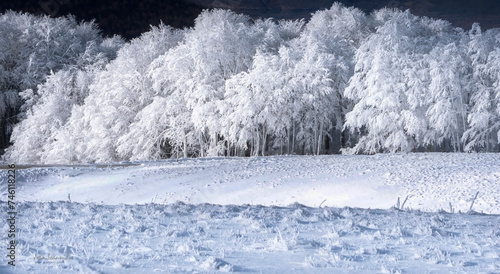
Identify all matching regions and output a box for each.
[469,191,479,212]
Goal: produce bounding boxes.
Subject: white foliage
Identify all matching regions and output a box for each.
[66,24,184,162]
[5,4,500,164]
[425,42,468,151]
[4,31,120,164]
[344,9,466,153]
[7,69,92,163]
[463,26,500,151]
[146,9,261,157]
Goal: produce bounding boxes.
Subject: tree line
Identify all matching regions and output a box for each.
[2,3,500,164]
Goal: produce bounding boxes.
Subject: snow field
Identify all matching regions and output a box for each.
[7,153,500,214]
[1,153,500,273]
[1,202,499,273]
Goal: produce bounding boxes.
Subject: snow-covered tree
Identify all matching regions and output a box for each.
[253,18,304,54]
[222,50,292,156]
[219,18,305,157]
[483,46,500,150]
[145,9,261,158]
[0,19,20,148]
[0,11,116,159]
[6,69,84,163]
[63,24,184,163]
[425,41,469,151]
[344,9,463,153]
[221,3,369,156]
[0,12,106,108]
[4,36,123,164]
[7,6,500,163]
[463,25,500,151]
[292,3,369,154]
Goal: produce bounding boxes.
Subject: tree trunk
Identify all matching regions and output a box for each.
[183,132,188,158]
[261,126,267,157]
[200,132,204,157]
[280,136,283,155]
[255,127,260,157]
[287,127,291,154]
[317,120,324,155]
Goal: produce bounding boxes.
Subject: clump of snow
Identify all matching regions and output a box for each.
[200,256,233,272]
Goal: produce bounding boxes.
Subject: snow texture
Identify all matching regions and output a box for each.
[1,153,500,273]
[7,153,500,214]
[2,202,500,273]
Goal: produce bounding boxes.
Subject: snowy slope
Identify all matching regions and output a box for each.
[1,153,500,273]
[6,153,500,213]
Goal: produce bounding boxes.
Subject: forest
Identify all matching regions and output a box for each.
[1,3,500,164]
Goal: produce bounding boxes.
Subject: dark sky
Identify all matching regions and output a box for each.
[1,0,500,39]
[0,0,203,39]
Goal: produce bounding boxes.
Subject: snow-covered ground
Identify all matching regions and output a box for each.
[1,153,500,273]
[2,202,500,273]
[8,153,500,213]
